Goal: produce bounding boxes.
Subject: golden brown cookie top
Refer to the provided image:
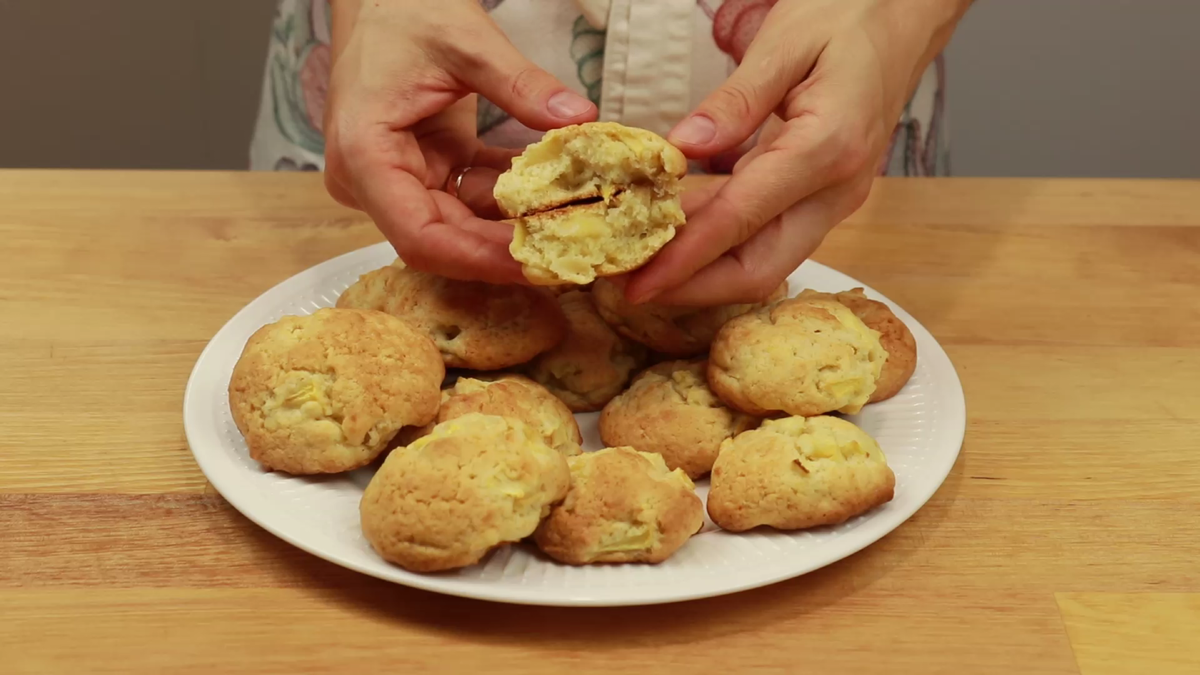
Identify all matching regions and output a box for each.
[707,296,886,417]
[599,359,759,478]
[525,290,647,412]
[335,260,566,370]
[532,447,703,565]
[494,121,687,218]
[592,279,788,357]
[411,374,582,456]
[706,416,896,532]
[228,307,443,475]
[360,413,571,573]
[795,288,917,402]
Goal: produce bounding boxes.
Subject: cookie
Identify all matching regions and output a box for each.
[404,374,583,457]
[544,282,592,296]
[796,288,917,402]
[533,447,704,565]
[360,413,571,572]
[706,416,896,532]
[228,307,443,475]
[599,359,759,478]
[335,259,566,370]
[592,278,788,357]
[494,122,688,285]
[525,290,647,412]
[707,296,886,416]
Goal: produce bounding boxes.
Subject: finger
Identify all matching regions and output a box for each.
[439,18,597,130]
[472,146,523,172]
[651,177,872,306]
[322,122,363,209]
[413,95,483,189]
[680,177,727,216]
[429,190,515,246]
[730,115,785,174]
[629,65,877,304]
[668,25,819,157]
[407,98,514,218]
[602,274,629,293]
[399,217,525,284]
[432,147,521,219]
[758,113,787,146]
[324,170,361,209]
[730,142,767,175]
[648,214,816,307]
[448,167,505,220]
[648,218,815,307]
[410,104,519,219]
[455,146,522,218]
[347,138,525,284]
[625,117,840,303]
[370,183,522,284]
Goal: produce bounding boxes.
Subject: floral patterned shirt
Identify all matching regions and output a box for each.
[250,0,948,176]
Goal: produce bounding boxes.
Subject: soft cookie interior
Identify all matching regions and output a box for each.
[495,122,688,285]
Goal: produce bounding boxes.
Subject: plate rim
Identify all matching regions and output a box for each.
[183,242,966,607]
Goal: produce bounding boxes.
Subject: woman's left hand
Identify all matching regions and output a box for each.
[623,0,971,305]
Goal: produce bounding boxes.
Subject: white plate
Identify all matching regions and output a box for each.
[183,242,965,607]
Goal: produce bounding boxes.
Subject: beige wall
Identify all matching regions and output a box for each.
[1,0,1197,177]
[0,0,276,169]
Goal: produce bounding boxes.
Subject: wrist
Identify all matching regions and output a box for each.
[908,0,972,36]
[884,0,971,59]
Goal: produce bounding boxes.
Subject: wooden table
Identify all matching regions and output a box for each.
[2,171,1198,674]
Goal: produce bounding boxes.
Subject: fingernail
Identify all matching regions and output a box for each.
[547,91,593,119]
[670,115,716,146]
[627,285,660,305]
[607,273,639,291]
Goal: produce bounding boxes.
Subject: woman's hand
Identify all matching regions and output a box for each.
[624,0,970,305]
[325,0,597,283]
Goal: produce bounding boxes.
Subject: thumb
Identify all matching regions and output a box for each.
[444,21,597,131]
[668,39,810,157]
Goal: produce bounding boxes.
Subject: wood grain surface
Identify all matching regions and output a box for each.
[1,170,1198,674]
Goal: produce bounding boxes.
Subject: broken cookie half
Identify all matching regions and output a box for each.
[494,122,688,286]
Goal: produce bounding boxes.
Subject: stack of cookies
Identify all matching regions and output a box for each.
[597,286,917,533]
[227,122,919,573]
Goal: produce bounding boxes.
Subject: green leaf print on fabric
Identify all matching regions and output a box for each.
[270,53,326,154]
[570,16,605,105]
[474,1,512,136]
[479,14,603,136]
[267,0,327,155]
[271,11,293,46]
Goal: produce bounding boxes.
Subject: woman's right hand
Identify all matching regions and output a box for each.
[325,0,597,283]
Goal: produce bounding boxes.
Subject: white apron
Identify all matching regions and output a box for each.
[250,0,948,176]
